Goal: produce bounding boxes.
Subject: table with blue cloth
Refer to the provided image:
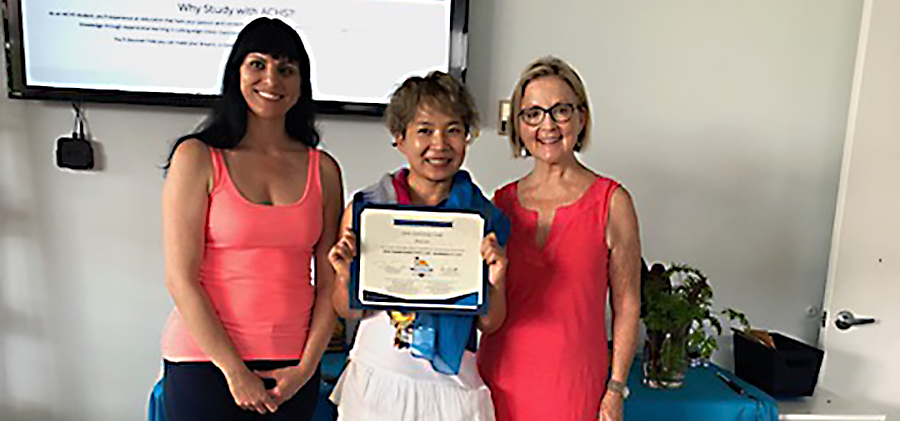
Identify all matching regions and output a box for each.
[624,361,779,421]
[310,352,779,421]
[310,351,348,421]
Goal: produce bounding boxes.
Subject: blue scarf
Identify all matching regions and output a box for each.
[351,169,510,374]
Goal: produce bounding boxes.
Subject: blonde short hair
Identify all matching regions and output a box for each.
[509,57,591,157]
[385,71,480,140]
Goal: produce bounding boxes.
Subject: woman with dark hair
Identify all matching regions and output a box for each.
[159,17,343,420]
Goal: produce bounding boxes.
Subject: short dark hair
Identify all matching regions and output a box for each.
[385,71,480,139]
[165,17,318,169]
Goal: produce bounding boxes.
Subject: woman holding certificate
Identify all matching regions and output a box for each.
[328,71,509,421]
[159,18,342,420]
[477,57,642,421]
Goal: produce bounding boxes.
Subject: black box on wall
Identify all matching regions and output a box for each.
[56,137,94,170]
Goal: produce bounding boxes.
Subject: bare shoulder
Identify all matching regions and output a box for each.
[163,139,213,206]
[168,138,213,181]
[318,149,342,177]
[170,139,212,172]
[317,149,344,192]
[607,185,639,245]
[610,185,637,219]
[610,184,634,207]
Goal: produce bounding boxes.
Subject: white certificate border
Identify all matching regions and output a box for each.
[356,206,485,311]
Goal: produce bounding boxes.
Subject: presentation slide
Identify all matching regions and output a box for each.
[20,0,451,103]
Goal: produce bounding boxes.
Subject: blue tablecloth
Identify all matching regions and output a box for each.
[625,361,779,421]
[311,351,348,421]
[310,351,778,421]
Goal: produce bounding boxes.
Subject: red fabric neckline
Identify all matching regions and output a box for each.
[392,169,413,205]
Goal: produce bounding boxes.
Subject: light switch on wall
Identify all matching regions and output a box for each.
[498,100,511,135]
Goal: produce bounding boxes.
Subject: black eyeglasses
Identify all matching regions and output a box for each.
[518,103,579,126]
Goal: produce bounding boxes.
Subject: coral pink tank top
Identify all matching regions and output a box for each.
[478,177,619,421]
[161,147,323,361]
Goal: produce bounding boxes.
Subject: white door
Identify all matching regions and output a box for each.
[820,0,899,418]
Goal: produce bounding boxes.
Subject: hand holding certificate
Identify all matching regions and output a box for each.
[350,205,488,314]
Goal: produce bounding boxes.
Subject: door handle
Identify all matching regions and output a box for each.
[835,310,877,330]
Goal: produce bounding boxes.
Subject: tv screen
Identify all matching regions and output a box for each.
[2,0,468,114]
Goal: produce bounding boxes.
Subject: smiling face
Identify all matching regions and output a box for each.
[239,52,301,120]
[395,104,468,185]
[517,76,586,164]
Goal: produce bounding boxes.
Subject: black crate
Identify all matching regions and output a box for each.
[733,331,825,397]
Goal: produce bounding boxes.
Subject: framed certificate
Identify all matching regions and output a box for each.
[349,204,488,314]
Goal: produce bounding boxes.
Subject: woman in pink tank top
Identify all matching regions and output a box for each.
[476,57,642,421]
[159,18,343,420]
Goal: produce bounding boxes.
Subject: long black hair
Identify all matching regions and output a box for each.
[165,17,319,168]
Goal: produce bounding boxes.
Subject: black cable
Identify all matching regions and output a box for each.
[71,102,80,138]
[71,102,87,140]
[78,115,86,140]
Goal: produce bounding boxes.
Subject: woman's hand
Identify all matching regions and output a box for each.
[475,232,509,334]
[481,232,507,286]
[224,366,278,414]
[328,228,357,286]
[255,365,315,406]
[597,390,624,421]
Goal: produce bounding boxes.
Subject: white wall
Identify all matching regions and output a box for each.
[464,0,862,367]
[0,1,861,419]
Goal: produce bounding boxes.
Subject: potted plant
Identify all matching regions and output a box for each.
[641,262,749,388]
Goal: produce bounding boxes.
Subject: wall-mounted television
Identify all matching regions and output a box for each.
[2,0,468,115]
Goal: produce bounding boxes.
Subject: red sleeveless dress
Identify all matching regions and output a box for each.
[478,177,619,421]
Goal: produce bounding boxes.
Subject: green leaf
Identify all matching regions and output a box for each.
[642,262,754,361]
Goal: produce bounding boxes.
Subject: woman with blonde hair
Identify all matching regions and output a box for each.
[477,57,641,421]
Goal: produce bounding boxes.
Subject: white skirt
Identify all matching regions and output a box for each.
[330,357,496,421]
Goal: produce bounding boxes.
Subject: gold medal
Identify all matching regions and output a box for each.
[389,311,416,348]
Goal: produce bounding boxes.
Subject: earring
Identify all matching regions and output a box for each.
[391,141,397,147]
[520,147,528,157]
